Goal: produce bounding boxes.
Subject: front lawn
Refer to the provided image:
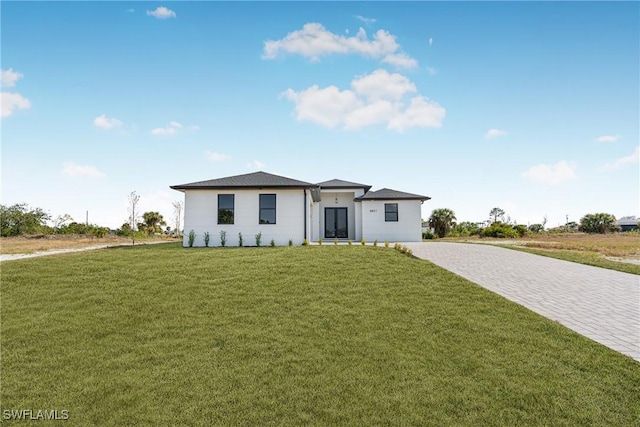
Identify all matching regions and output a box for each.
[2,244,638,425]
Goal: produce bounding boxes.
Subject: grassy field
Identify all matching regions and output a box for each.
[0,234,176,255]
[448,233,640,275]
[2,244,639,425]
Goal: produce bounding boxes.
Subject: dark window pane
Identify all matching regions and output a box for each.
[259,194,276,224]
[218,194,234,209]
[385,203,398,222]
[325,208,336,238]
[218,209,234,224]
[218,195,234,224]
[260,194,276,209]
[260,210,276,224]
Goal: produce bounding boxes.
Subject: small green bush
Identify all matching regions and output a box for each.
[302,238,308,246]
[255,232,262,247]
[422,231,435,240]
[318,238,323,246]
[361,238,366,246]
[373,239,378,247]
[288,239,293,247]
[384,240,389,248]
[270,239,275,247]
[480,222,519,238]
[238,232,243,247]
[204,231,211,247]
[347,240,352,246]
[219,230,226,247]
[188,230,195,247]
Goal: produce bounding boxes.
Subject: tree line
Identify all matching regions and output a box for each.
[426,208,633,239]
[0,197,183,238]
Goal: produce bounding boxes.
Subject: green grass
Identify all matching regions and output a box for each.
[2,244,639,426]
[503,245,640,275]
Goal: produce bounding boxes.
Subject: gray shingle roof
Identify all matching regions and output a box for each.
[170,171,317,190]
[317,179,372,192]
[355,188,430,201]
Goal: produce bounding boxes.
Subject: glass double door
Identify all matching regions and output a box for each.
[325,208,348,239]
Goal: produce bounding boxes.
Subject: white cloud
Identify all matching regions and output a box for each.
[62,162,106,178]
[1,92,31,118]
[204,151,231,162]
[600,146,640,170]
[94,114,122,129]
[246,160,266,170]
[354,15,376,24]
[263,23,418,69]
[1,68,30,118]
[521,160,577,185]
[151,121,197,136]
[282,69,444,132]
[485,129,508,139]
[596,134,621,143]
[1,68,23,87]
[429,38,433,46]
[146,6,176,19]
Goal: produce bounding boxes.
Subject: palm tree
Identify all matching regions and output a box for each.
[428,208,457,238]
[142,211,166,235]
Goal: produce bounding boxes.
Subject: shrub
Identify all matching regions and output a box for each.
[347,240,352,246]
[422,231,435,240]
[238,232,243,247]
[480,222,519,238]
[318,238,323,246]
[361,238,366,246]
[384,240,389,248]
[288,239,293,247]
[373,239,378,247]
[188,230,195,247]
[302,238,309,246]
[255,232,262,247]
[449,221,481,237]
[513,224,528,238]
[579,213,619,234]
[204,231,211,247]
[270,239,275,247]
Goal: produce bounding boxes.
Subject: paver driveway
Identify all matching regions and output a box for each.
[404,242,640,362]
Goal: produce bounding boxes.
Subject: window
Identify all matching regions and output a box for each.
[259,194,276,224]
[218,194,234,224]
[385,203,398,222]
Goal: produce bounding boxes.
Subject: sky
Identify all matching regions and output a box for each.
[1,1,639,230]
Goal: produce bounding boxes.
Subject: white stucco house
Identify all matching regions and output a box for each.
[170,171,430,247]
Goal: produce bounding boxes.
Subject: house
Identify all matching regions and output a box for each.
[170,171,430,247]
[615,217,639,232]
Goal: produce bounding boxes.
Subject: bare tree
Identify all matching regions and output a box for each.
[172,201,183,236]
[489,207,506,224]
[128,191,140,245]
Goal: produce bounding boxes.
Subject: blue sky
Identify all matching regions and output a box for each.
[2,2,638,229]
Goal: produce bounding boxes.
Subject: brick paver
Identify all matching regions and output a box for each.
[404,242,640,361]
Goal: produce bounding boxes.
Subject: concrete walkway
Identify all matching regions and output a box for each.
[404,242,640,362]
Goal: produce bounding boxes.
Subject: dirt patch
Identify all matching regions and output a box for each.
[0,235,178,256]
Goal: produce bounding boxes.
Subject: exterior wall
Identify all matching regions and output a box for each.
[360,199,423,242]
[182,189,308,247]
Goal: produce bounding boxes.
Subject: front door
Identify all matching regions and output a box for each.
[325,208,348,238]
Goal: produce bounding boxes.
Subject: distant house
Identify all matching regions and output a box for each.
[615,217,639,232]
[170,171,430,247]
